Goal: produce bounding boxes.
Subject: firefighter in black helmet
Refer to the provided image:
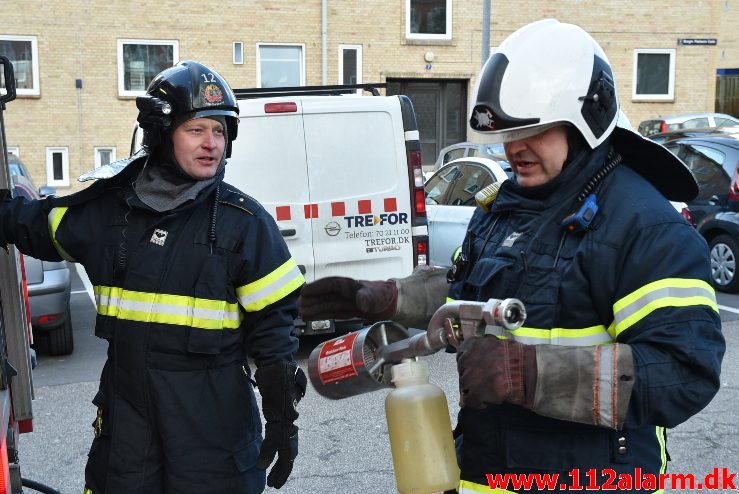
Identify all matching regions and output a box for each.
[0,60,306,493]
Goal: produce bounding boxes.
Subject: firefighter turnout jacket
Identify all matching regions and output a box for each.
[448,141,724,493]
[0,157,305,493]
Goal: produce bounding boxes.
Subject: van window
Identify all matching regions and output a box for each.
[304,111,400,200]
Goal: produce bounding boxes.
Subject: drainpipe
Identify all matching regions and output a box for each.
[322,0,327,85]
[481,0,491,67]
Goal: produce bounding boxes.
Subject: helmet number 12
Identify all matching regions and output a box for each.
[201,73,216,83]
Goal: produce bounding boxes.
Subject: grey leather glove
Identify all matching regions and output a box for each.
[298,277,398,322]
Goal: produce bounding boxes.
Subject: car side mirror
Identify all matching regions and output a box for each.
[39,185,56,198]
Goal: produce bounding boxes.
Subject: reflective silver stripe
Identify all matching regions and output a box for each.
[94,286,242,330]
[237,259,304,312]
[612,280,717,336]
[485,325,615,346]
[96,292,240,324]
[597,345,615,428]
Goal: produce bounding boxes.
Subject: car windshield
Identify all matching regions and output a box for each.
[639,120,663,136]
[8,162,22,176]
[425,163,495,207]
[715,116,739,127]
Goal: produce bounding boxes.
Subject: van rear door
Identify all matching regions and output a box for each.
[226,98,315,280]
[301,96,415,281]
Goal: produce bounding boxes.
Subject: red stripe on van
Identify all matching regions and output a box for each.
[304,204,319,219]
[384,198,397,212]
[358,200,372,214]
[331,202,346,217]
[276,206,291,221]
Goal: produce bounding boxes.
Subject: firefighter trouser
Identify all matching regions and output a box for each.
[84,358,265,494]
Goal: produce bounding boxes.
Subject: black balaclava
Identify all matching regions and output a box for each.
[565,125,589,166]
[134,116,227,212]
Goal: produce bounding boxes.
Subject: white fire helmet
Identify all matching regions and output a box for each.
[469,19,698,201]
[470,19,617,147]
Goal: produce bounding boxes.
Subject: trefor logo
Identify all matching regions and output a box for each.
[344,213,408,228]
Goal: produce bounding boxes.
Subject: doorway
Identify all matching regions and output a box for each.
[387,79,468,167]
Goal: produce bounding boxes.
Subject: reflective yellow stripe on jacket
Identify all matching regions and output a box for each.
[609,278,718,338]
[446,297,613,346]
[507,325,613,346]
[236,257,304,312]
[448,277,717,346]
[458,479,515,493]
[48,206,75,262]
[95,286,242,330]
[459,478,663,493]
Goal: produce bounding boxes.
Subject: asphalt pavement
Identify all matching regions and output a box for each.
[16,266,739,494]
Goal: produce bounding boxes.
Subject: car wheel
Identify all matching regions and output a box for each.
[709,234,739,293]
[47,308,74,356]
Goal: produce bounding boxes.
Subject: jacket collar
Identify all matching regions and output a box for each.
[491,141,611,214]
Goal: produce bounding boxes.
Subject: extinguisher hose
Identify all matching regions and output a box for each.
[20,478,63,494]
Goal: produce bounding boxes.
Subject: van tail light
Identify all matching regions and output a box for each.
[660,121,667,133]
[407,149,426,219]
[413,237,428,267]
[680,206,696,227]
[414,189,426,215]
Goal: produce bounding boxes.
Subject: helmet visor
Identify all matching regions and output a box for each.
[469,121,566,145]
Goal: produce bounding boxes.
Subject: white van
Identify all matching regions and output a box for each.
[228,86,428,334]
[129,85,428,335]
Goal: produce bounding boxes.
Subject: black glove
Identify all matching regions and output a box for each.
[297,277,398,322]
[255,361,307,489]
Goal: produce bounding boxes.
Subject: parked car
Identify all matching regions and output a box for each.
[425,157,509,267]
[647,126,739,146]
[424,156,694,269]
[7,154,73,355]
[432,141,508,172]
[662,134,739,292]
[638,113,739,137]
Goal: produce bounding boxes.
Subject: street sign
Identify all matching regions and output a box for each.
[678,38,717,46]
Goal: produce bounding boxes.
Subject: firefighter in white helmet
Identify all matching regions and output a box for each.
[299,19,724,493]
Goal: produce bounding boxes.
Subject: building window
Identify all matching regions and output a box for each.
[633,49,675,101]
[406,0,452,40]
[339,44,362,91]
[233,42,244,65]
[94,147,116,168]
[117,39,179,97]
[46,147,69,187]
[0,35,40,96]
[257,43,305,88]
[6,146,19,157]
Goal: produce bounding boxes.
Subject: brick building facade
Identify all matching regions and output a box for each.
[2,0,736,193]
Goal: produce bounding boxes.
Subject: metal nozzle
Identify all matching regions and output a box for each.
[483,298,526,330]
